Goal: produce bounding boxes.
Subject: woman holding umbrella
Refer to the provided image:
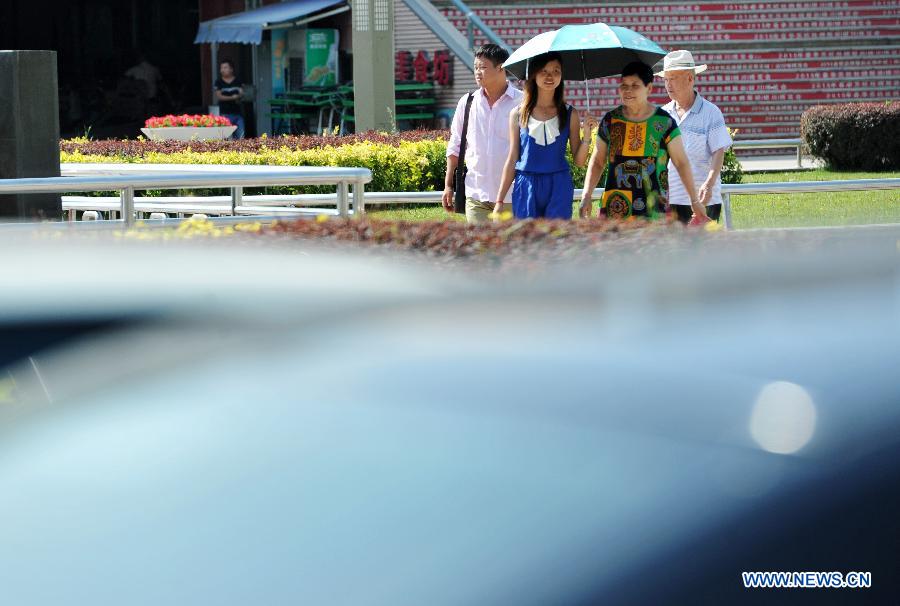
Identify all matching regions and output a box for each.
[579,62,708,222]
[493,52,596,220]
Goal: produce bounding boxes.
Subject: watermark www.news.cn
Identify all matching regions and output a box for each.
[742,571,872,589]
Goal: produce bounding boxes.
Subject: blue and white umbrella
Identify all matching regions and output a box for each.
[502,23,667,112]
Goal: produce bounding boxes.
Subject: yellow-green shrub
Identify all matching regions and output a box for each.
[61,139,449,195]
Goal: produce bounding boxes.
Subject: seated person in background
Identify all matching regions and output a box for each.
[125,52,171,113]
[215,59,245,139]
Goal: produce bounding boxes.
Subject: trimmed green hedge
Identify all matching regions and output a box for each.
[62,138,448,195]
[60,127,742,197]
[721,128,743,185]
[801,102,900,170]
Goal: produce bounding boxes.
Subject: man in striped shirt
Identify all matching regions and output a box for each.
[444,44,523,223]
[658,50,733,223]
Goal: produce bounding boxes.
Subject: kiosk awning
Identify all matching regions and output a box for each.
[195,0,347,45]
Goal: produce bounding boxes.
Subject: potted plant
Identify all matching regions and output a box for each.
[141,114,236,141]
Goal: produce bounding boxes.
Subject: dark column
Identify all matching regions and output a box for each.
[0,51,61,220]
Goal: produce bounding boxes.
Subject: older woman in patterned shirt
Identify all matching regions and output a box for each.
[579,62,707,223]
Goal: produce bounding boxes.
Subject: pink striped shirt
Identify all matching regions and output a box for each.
[446,84,523,204]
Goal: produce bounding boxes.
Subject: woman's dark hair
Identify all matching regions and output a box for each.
[474,44,510,68]
[219,58,235,70]
[621,61,653,85]
[519,52,567,130]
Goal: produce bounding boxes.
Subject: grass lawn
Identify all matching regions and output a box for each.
[368,169,900,229]
[368,204,463,223]
[733,170,900,229]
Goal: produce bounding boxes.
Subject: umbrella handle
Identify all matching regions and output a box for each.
[581,50,590,120]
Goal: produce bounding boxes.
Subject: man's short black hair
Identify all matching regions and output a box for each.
[474,44,509,68]
[621,61,653,85]
[219,58,235,70]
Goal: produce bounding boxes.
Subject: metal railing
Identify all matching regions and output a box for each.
[269,180,898,233]
[732,138,804,167]
[60,191,449,220]
[2,166,371,226]
[720,178,900,229]
[14,164,895,231]
[54,178,900,231]
[399,0,510,72]
[61,195,328,220]
[445,0,511,54]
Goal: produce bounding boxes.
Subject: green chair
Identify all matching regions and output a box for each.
[268,87,338,135]
[268,93,319,135]
[336,82,436,134]
[394,82,436,127]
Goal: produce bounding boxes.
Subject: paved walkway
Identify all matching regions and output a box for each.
[738,154,824,172]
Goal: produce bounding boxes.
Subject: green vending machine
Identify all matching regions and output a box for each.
[304,29,339,86]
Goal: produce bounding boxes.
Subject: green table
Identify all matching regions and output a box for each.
[268,88,338,135]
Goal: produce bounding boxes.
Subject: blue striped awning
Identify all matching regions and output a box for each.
[195,0,346,45]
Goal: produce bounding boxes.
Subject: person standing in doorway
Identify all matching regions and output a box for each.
[215,59,245,139]
[658,50,732,223]
[443,44,523,223]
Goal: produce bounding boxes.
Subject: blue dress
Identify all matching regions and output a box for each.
[512,105,574,219]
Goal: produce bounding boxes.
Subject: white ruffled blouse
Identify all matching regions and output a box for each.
[526,115,561,146]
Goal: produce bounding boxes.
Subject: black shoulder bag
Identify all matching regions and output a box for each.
[453,92,475,214]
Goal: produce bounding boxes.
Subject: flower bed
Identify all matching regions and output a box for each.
[120,215,724,271]
[61,133,450,194]
[61,130,448,155]
[60,128,742,198]
[142,114,236,142]
[144,114,233,128]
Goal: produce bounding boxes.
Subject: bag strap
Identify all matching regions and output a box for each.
[457,92,475,171]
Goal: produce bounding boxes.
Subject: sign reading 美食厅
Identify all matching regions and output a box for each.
[395,50,453,85]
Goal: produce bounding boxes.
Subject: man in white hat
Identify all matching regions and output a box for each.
[657,50,733,223]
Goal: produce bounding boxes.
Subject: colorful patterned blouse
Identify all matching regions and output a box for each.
[596,106,681,219]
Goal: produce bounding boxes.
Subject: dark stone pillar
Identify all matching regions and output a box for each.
[0,51,61,220]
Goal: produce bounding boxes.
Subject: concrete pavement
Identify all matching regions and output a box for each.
[738,154,824,173]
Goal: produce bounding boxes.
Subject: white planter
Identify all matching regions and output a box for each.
[140,126,237,141]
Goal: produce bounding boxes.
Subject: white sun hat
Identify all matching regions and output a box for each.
[654,50,708,76]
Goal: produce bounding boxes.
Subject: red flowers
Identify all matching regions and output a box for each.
[144,114,233,128]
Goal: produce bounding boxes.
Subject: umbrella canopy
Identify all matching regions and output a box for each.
[503,23,667,81]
